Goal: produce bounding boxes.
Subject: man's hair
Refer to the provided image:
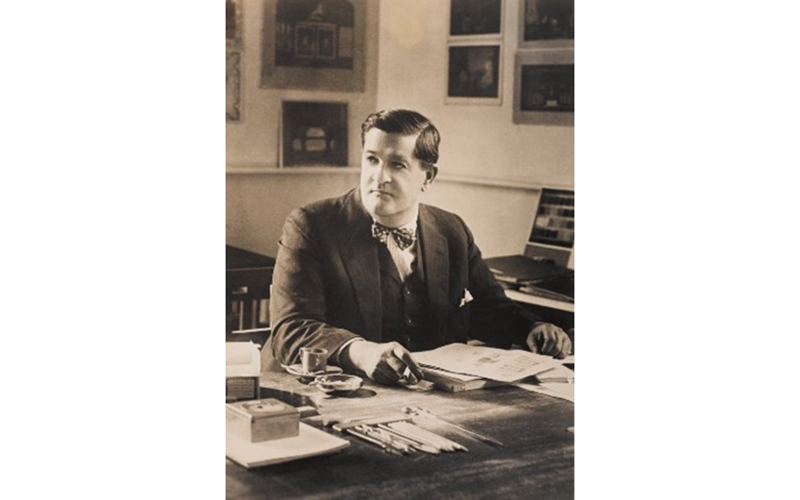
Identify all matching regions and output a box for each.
[361,109,440,169]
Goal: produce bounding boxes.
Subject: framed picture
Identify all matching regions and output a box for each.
[281,101,348,167]
[226,51,241,121]
[449,0,503,38]
[446,44,502,105]
[261,0,366,92]
[226,0,243,49]
[513,51,573,126]
[519,0,574,49]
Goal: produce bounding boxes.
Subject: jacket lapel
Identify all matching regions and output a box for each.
[419,205,449,344]
[337,189,382,338]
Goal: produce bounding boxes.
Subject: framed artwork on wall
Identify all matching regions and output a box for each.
[280,101,348,167]
[449,0,503,38]
[513,51,573,125]
[446,43,503,105]
[226,51,241,121]
[519,0,574,49]
[261,0,366,92]
[226,0,243,49]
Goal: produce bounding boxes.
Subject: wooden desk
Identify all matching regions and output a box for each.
[505,289,574,331]
[226,371,574,499]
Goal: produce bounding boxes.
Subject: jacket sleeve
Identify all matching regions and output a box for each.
[267,208,360,366]
[459,218,542,348]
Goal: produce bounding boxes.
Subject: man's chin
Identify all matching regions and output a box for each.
[363,199,394,218]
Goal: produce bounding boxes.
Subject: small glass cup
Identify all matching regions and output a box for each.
[300,347,328,375]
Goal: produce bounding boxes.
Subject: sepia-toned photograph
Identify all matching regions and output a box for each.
[521,0,574,42]
[280,101,348,167]
[226,51,241,121]
[447,44,501,100]
[226,0,243,49]
[449,0,503,37]
[520,64,574,112]
[261,0,366,91]
[274,0,354,68]
[228,0,574,498]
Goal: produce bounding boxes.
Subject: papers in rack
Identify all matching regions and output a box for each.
[413,343,561,383]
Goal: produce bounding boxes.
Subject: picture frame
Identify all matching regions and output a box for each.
[519,0,574,49]
[226,51,241,122]
[280,101,348,167]
[449,0,504,39]
[445,43,503,105]
[513,51,573,126]
[261,0,366,92]
[226,0,243,49]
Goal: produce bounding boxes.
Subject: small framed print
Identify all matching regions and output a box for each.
[446,44,502,105]
[262,0,366,91]
[281,101,348,167]
[519,0,574,49]
[513,51,573,125]
[226,0,243,49]
[449,0,503,38]
[226,51,241,121]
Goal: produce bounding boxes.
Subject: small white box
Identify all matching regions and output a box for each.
[226,399,300,443]
[226,342,261,402]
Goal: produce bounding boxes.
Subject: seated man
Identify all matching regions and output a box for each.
[262,109,571,385]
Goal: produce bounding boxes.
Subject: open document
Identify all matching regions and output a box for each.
[412,343,561,383]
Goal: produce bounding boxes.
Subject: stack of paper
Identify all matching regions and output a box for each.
[412,344,575,401]
[412,343,563,392]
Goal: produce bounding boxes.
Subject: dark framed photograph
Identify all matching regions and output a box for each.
[281,101,348,167]
[449,0,503,38]
[446,44,502,104]
[519,0,574,48]
[226,0,243,49]
[261,0,366,91]
[513,51,573,125]
[226,51,241,121]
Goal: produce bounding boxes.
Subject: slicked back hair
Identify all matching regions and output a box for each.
[360,109,440,170]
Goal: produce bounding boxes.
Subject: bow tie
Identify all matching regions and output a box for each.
[371,222,416,250]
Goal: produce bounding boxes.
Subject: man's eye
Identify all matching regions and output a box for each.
[366,156,379,164]
[392,162,406,170]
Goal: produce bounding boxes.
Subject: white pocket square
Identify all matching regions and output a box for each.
[459,289,474,308]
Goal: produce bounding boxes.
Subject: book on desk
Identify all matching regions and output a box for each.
[421,366,507,392]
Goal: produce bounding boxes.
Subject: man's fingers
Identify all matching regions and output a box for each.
[553,335,567,359]
[395,348,425,381]
[374,363,400,385]
[540,331,556,354]
[563,337,573,356]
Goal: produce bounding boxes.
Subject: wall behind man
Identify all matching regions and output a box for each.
[226,0,573,260]
[226,0,378,255]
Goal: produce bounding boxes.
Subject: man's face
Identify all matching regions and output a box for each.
[360,128,431,227]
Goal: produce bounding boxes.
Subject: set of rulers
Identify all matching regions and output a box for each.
[332,414,467,456]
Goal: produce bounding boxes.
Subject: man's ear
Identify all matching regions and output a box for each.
[422,166,438,190]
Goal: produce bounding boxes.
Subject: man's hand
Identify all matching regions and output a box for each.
[342,340,425,386]
[526,323,572,359]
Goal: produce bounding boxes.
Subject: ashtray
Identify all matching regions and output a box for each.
[284,364,343,382]
[312,374,363,396]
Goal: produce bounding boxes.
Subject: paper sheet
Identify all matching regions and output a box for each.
[412,343,560,383]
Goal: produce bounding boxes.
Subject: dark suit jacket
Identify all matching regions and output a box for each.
[262,188,540,371]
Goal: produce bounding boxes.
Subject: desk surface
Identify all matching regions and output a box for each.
[227,371,574,500]
[226,245,275,271]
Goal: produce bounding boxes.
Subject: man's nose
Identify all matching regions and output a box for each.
[374,163,391,184]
